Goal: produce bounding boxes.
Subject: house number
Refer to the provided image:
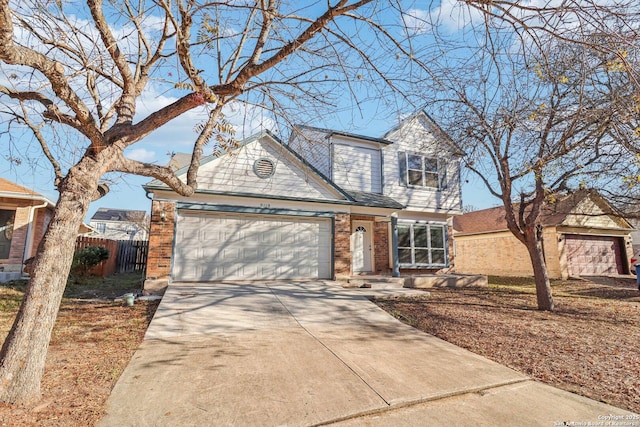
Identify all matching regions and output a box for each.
[260,203,271,208]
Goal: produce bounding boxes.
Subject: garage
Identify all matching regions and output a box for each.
[564,234,624,276]
[172,211,332,281]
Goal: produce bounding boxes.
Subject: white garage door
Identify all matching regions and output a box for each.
[173,211,332,281]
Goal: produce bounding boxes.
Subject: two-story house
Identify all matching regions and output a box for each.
[142,110,462,293]
[89,208,150,241]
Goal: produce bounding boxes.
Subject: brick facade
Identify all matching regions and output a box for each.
[333,213,351,277]
[29,209,51,258]
[4,207,30,271]
[373,221,390,273]
[145,200,176,281]
[0,205,53,272]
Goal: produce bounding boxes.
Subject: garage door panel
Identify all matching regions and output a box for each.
[565,235,623,276]
[174,211,332,281]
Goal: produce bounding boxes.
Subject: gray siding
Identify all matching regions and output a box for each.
[383,114,463,214]
[332,142,382,193]
[188,137,340,201]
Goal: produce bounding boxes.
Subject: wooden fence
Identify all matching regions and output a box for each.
[74,236,149,277]
[116,240,149,273]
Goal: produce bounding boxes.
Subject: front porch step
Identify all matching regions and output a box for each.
[339,276,406,289]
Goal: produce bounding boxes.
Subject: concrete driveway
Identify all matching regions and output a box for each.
[100,281,634,426]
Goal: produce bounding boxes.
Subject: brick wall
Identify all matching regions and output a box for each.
[453,230,561,278]
[145,200,175,281]
[29,208,52,258]
[4,207,30,271]
[334,213,351,277]
[373,221,390,273]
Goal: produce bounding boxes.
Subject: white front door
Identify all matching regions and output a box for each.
[352,220,373,273]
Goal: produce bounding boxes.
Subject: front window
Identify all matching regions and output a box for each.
[397,222,447,267]
[0,210,15,259]
[405,153,446,189]
[95,222,106,233]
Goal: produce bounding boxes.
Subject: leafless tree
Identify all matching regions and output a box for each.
[422,5,640,311]
[0,0,412,404]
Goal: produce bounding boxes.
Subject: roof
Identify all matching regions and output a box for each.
[0,177,55,207]
[91,208,147,222]
[0,178,40,195]
[454,190,630,234]
[344,190,404,209]
[144,130,405,211]
[292,124,394,145]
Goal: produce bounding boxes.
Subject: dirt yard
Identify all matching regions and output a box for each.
[374,276,640,414]
[0,273,159,427]
[1,274,637,425]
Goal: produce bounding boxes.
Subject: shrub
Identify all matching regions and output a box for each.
[71,246,109,277]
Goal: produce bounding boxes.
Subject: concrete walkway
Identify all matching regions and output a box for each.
[100,282,635,426]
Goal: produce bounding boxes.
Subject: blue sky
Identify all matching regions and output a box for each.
[0,0,500,221]
[0,110,496,221]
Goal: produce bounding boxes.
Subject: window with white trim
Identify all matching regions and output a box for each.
[404,153,446,189]
[397,222,447,267]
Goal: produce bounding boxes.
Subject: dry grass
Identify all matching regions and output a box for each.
[374,276,640,414]
[0,273,159,427]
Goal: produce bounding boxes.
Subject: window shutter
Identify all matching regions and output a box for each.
[398,151,407,186]
[438,160,448,190]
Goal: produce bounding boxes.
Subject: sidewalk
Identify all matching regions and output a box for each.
[100,282,635,426]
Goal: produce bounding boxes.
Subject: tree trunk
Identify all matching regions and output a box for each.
[524,233,555,311]
[0,167,99,404]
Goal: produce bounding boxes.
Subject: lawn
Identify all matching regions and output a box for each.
[374,276,640,414]
[0,272,159,427]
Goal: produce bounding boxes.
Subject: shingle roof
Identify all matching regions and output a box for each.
[344,190,404,209]
[292,124,394,145]
[453,190,628,234]
[91,208,147,222]
[144,130,404,211]
[0,178,40,196]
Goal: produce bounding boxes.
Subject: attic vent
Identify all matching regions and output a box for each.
[253,158,275,178]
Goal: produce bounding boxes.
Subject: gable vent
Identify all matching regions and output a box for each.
[253,158,276,178]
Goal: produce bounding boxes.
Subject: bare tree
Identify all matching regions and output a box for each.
[425,16,639,310]
[0,0,411,404]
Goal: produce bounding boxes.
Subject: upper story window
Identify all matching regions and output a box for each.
[401,152,447,190]
[95,222,106,234]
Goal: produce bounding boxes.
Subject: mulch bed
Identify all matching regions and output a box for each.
[373,276,640,414]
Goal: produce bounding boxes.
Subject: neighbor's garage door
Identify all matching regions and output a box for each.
[564,234,623,276]
[173,211,332,281]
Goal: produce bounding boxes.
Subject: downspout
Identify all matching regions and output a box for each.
[22,201,49,274]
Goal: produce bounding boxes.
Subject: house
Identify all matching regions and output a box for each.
[89,208,149,241]
[0,178,55,281]
[452,190,634,279]
[626,218,640,258]
[142,111,463,293]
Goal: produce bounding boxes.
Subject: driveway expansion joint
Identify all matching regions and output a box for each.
[311,378,533,426]
[266,283,391,406]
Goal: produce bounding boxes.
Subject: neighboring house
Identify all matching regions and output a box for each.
[89,208,149,241]
[142,110,463,293]
[627,218,640,257]
[452,190,634,279]
[0,178,55,280]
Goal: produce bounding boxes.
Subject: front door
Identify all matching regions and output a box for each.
[352,221,373,273]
